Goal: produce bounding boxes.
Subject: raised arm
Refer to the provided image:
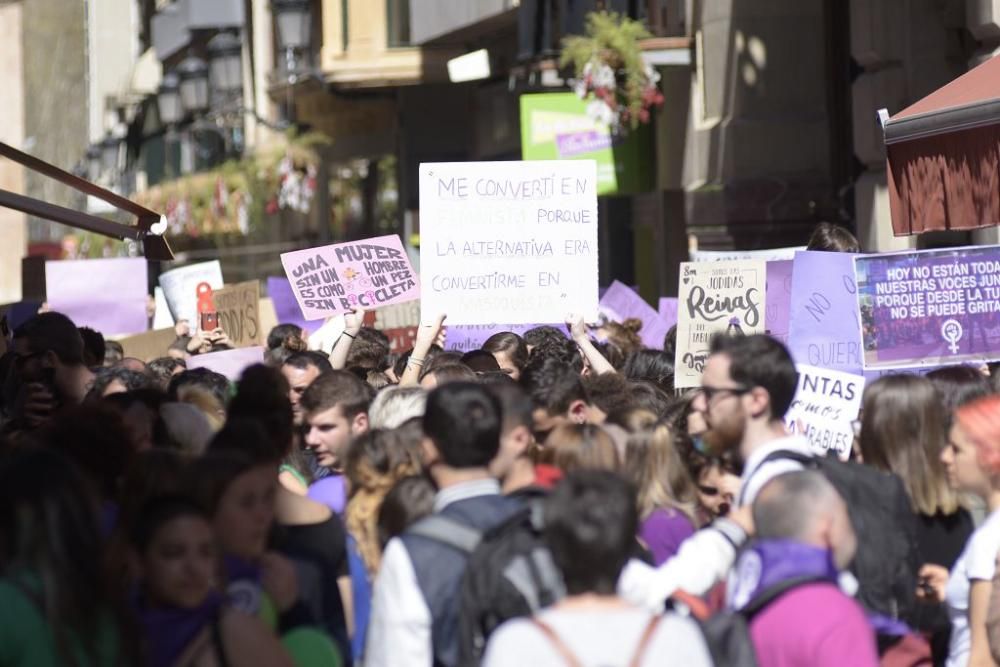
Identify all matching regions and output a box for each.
[566,314,615,375]
[399,315,447,386]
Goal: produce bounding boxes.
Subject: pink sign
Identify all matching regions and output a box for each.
[187,346,265,381]
[280,235,420,321]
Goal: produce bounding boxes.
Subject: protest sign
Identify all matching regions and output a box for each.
[658,298,679,329]
[447,323,563,353]
[118,327,177,362]
[159,261,224,325]
[258,297,279,344]
[212,281,261,348]
[280,235,419,321]
[786,364,865,460]
[674,260,766,388]
[765,260,793,344]
[599,281,672,349]
[266,277,324,334]
[787,251,863,375]
[419,160,599,325]
[187,346,265,381]
[152,287,174,329]
[46,258,148,336]
[690,246,805,262]
[855,245,1000,369]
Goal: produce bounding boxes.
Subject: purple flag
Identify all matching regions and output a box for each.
[267,277,324,334]
[187,346,265,381]
[765,260,793,344]
[46,258,148,336]
[658,298,679,328]
[598,281,671,349]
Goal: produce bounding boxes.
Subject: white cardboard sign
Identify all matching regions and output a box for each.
[785,363,865,460]
[158,260,224,326]
[418,160,599,325]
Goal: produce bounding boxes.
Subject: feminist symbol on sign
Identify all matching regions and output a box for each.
[941,319,964,354]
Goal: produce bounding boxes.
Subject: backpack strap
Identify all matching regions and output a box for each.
[737,448,814,506]
[531,618,584,667]
[740,574,831,618]
[627,615,664,667]
[407,515,483,554]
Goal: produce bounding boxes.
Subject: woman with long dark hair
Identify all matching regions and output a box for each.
[0,446,134,666]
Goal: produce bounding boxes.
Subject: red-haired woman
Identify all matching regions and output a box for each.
[921,395,1000,667]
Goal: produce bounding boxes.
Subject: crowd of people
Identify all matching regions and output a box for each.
[2,225,1000,666]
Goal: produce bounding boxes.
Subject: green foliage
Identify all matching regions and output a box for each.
[560,11,655,130]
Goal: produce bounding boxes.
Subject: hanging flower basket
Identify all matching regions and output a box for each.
[560,11,664,133]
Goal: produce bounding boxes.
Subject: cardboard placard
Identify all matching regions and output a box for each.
[674,260,767,388]
[159,261,224,325]
[118,327,178,363]
[46,258,149,336]
[855,245,1000,369]
[212,281,261,348]
[280,234,419,321]
[786,364,865,461]
[598,281,672,349]
[689,246,805,262]
[419,160,599,325]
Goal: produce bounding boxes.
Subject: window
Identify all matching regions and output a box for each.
[386,0,410,48]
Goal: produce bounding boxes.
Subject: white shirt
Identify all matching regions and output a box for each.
[364,478,502,667]
[945,508,1000,667]
[482,606,713,667]
[738,434,813,506]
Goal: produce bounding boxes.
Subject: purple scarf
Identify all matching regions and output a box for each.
[134,591,222,667]
[727,539,840,611]
[223,554,264,615]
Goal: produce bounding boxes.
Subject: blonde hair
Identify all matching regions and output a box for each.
[343,429,422,575]
[624,423,698,525]
[540,423,620,472]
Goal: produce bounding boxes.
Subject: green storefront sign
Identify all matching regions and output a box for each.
[519,92,652,195]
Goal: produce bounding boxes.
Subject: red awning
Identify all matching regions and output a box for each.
[885,55,1000,236]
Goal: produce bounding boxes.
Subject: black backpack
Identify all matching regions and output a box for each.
[747,449,920,624]
[455,495,565,667]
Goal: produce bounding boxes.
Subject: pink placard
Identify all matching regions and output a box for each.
[280,235,420,321]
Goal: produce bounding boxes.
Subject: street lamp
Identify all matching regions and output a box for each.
[272,0,313,53]
[156,71,184,125]
[177,57,210,115]
[208,32,244,95]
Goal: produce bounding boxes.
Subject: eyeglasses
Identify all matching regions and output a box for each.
[699,384,752,403]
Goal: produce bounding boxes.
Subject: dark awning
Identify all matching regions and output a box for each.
[885,55,1000,236]
[0,141,173,260]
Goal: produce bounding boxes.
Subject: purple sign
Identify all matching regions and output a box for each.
[187,346,265,381]
[46,258,149,336]
[765,260,793,344]
[599,281,672,349]
[856,245,1000,369]
[267,277,324,335]
[555,131,613,158]
[787,251,863,375]
[658,298,679,329]
[447,323,563,353]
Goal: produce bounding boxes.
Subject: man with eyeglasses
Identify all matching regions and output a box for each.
[619,333,810,610]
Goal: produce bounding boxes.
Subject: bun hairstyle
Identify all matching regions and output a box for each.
[283,334,308,353]
[622,318,643,335]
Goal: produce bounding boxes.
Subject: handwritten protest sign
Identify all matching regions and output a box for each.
[159,261,224,325]
[690,246,805,262]
[187,346,265,381]
[765,260,793,344]
[787,251,863,375]
[599,281,672,349]
[786,364,864,460]
[212,281,261,348]
[674,260,766,388]
[855,245,1000,369]
[419,160,599,325]
[152,287,174,329]
[280,235,419,321]
[46,258,149,336]
[658,298,679,329]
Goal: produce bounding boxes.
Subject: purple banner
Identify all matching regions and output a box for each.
[658,298,679,329]
[765,260,793,344]
[787,251,863,375]
[599,281,672,349]
[46,258,149,336]
[267,277,324,335]
[447,323,563,353]
[187,346,265,381]
[856,245,1000,369]
[555,131,612,158]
